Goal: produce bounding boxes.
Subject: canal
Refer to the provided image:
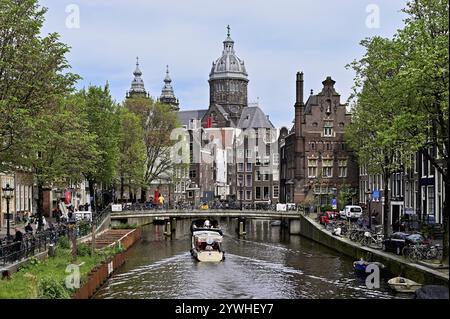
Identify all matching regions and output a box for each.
[94,218,406,299]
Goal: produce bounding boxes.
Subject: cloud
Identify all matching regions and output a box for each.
[39,0,407,128]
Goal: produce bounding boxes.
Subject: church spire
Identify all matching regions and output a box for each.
[159,65,179,110]
[127,56,148,99]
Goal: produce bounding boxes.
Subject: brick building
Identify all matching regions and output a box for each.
[280,72,358,208]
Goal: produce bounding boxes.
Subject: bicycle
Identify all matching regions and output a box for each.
[360,231,384,249]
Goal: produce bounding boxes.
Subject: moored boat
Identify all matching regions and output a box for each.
[353,259,386,273]
[388,276,422,293]
[190,219,225,262]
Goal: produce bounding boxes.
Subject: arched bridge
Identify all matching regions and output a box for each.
[110,210,303,235]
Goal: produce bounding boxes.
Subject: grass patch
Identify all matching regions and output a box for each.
[0,242,123,299]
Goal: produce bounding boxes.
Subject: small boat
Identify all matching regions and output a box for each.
[388,276,422,293]
[190,219,225,262]
[152,216,167,225]
[270,220,282,226]
[353,259,385,273]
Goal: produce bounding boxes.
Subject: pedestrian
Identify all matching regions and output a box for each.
[158,194,165,209]
[24,223,33,234]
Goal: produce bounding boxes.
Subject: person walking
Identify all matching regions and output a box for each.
[158,194,165,209]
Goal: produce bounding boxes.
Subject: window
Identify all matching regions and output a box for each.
[246,175,252,187]
[246,149,252,158]
[338,159,347,177]
[308,159,318,178]
[237,174,244,186]
[255,171,262,181]
[273,171,280,182]
[311,143,316,150]
[246,163,252,172]
[246,190,252,200]
[238,163,244,172]
[187,191,194,198]
[255,187,261,200]
[189,170,197,178]
[324,121,333,137]
[322,159,333,177]
[427,185,435,215]
[273,185,279,198]
[273,153,279,165]
[263,187,270,199]
[237,149,244,159]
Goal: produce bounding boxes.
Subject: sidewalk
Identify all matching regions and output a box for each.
[306,212,449,278]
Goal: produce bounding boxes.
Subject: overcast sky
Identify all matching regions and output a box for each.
[39,0,407,128]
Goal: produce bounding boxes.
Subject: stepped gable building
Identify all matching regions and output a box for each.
[280,73,358,206]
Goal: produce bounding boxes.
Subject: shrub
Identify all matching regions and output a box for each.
[77,243,91,257]
[38,277,70,299]
[58,236,70,249]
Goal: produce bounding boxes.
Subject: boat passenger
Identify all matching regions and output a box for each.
[204,220,211,228]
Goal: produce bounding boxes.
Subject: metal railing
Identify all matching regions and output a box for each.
[0,205,111,267]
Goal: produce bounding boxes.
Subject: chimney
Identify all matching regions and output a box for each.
[296,72,304,105]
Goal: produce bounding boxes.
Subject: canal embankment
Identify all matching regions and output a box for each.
[73,227,142,299]
[297,213,449,287]
[0,227,141,299]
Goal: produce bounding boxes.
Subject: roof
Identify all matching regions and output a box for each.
[237,107,274,129]
[177,109,208,126]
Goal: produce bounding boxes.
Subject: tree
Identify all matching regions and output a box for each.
[124,97,180,200]
[117,108,145,202]
[79,84,120,208]
[347,0,448,262]
[393,0,449,263]
[346,36,408,236]
[0,0,78,166]
[13,94,97,230]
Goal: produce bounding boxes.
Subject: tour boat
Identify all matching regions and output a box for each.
[388,276,422,293]
[190,219,225,262]
[353,259,385,274]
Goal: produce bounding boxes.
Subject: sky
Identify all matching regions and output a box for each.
[39,0,408,129]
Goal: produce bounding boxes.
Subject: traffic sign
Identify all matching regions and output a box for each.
[331,198,337,210]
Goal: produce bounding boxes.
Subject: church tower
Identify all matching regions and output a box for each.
[126,57,149,99]
[208,26,249,125]
[158,65,179,111]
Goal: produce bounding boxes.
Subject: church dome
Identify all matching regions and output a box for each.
[209,26,248,82]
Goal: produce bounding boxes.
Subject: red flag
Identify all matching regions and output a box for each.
[207,116,212,128]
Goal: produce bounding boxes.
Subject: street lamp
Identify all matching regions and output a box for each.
[366,188,372,229]
[2,184,14,240]
[239,180,243,211]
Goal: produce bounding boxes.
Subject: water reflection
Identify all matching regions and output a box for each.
[94,218,404,299]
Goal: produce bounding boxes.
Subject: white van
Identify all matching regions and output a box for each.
[339,205,363,219]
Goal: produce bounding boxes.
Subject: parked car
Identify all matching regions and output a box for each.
[382,232,426,255]
[339,205,363,220]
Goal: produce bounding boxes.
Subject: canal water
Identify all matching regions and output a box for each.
[94,218,406,299]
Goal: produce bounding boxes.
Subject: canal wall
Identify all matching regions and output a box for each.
[298,214,449,287]
[73,228,142,299]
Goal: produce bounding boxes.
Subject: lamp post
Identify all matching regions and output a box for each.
[2,184,14,240]
[239,180,243,211]
[366,188,372,229]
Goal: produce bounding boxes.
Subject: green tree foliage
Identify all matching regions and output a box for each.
[347,0,448,261]
[124,97,180,194]
[117,108,145,201]
[78,84,120,204]
[0,0,78,165]
[12,94,98,229]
